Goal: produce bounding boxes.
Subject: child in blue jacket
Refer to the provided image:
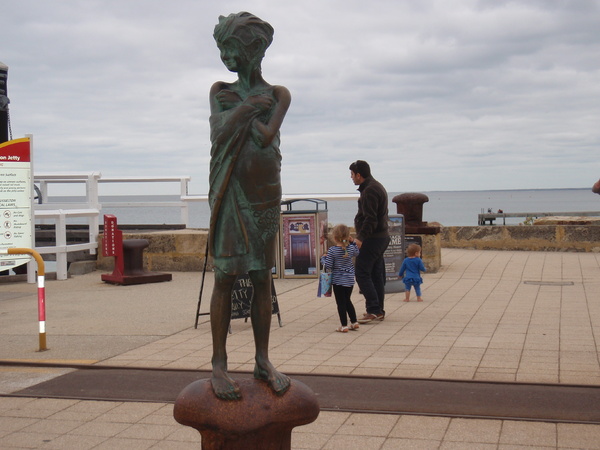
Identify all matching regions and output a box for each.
[399,243,426,302]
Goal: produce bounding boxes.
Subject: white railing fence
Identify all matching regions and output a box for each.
[32,173,193,282]
[31,172,357,282]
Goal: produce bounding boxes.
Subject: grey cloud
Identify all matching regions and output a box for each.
[3,0,599,194]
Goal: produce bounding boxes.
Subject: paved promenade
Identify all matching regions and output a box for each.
[1,248,600,449]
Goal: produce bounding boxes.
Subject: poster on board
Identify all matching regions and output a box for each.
[384,214,405,293]
[0,137,33,272]
[281,214,318,277]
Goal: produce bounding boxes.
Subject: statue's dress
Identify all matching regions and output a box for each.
[208,86,281,275]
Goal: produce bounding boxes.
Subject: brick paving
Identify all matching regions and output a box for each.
[1,248,600,449]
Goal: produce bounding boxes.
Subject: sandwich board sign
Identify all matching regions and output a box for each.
[0,137,33,272]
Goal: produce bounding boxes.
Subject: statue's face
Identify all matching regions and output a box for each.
[218,38,251,73]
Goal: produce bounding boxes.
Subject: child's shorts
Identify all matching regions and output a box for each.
[403,278,423,296]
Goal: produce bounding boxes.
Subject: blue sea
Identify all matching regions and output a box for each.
[87,188,600,228]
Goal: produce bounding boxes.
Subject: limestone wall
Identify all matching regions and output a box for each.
[441,225,600,252]
[97,229,210,272]
[95,224,600,275]
[407,233,441,273]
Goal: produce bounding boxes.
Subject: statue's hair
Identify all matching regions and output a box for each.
[214,12,273,53]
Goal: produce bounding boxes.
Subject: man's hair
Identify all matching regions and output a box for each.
[349,160,371,178]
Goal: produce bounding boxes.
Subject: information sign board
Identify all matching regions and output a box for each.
[0,137,32,272]
[384,214,405,293]
[230,274,280,320]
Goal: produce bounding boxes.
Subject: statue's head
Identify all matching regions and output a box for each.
[214,12,274,66]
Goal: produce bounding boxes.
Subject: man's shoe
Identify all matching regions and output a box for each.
[375,313,385,321]
[358,313,379,324]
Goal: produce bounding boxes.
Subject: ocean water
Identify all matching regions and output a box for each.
[81,188,600,228]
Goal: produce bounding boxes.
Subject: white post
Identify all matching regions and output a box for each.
[86,172,101,254]
[26,134,36,283]
[180,176,190,227]
[55,210,68,280]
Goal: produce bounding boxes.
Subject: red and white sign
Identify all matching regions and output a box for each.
[0,137,33,271]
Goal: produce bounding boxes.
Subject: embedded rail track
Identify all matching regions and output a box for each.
[2,360,600,425]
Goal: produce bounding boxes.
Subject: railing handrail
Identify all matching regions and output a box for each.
[34,172,101,182]
[34,173,192,226]
[99,176,191,183]
[35,208,100,218]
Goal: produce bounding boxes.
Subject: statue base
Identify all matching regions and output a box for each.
[173,377,320,449]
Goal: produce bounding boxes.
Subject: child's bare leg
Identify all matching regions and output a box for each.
[249,269,290,396]
[210,269,241,400]
[404,287,411,302]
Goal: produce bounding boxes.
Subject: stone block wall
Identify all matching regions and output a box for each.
[97,229,210,272]
[410,233,441,273]
[441,225,600,252]
[94,224,600,275]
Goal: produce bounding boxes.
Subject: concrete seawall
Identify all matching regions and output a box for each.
[97,229,210,273]
[96,224,600,274]
[441,225,600,253]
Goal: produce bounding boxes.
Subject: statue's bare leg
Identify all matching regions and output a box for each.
[249,269,290,396]
[210,269,241,400]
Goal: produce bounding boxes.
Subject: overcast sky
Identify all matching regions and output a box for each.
[3,0,600,195]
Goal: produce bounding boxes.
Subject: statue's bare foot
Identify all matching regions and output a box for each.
[254,360,290,396]
[211,370,242,401]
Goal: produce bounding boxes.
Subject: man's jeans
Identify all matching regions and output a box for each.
[355,236,390,315]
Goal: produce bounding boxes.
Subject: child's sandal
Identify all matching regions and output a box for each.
[336,326,349,333]
[349,322,360,331]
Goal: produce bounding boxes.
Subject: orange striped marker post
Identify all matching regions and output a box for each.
[0,248,47,351]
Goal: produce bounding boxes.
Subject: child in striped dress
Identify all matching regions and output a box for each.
[320,224,360,333]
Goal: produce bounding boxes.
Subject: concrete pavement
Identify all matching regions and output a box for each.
[1,248,600,449]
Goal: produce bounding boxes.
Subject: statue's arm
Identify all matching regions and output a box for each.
[209,82,260,145]
[251,86,291,147]
[210,82,259,115]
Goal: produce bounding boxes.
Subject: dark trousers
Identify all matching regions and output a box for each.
[355,236,390,315]
[332,284,357,326]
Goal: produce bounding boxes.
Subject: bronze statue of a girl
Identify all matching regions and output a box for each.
[208,12,291,400]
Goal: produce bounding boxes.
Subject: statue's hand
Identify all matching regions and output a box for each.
[245,94,273,113]
[216,89,243,110]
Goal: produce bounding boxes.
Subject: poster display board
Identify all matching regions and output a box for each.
[281,214,316,277]
[280,199,328,279]
[280,211,328,278]
[405,235,422,251]
[0,137,33,272]
[384,214,405,293]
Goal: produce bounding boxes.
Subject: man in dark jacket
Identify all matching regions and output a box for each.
[349,160,390,324]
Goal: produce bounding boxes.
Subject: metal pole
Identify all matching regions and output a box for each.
[0,61,9,143]
[0,248,47,351]
[194,238,210,329]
